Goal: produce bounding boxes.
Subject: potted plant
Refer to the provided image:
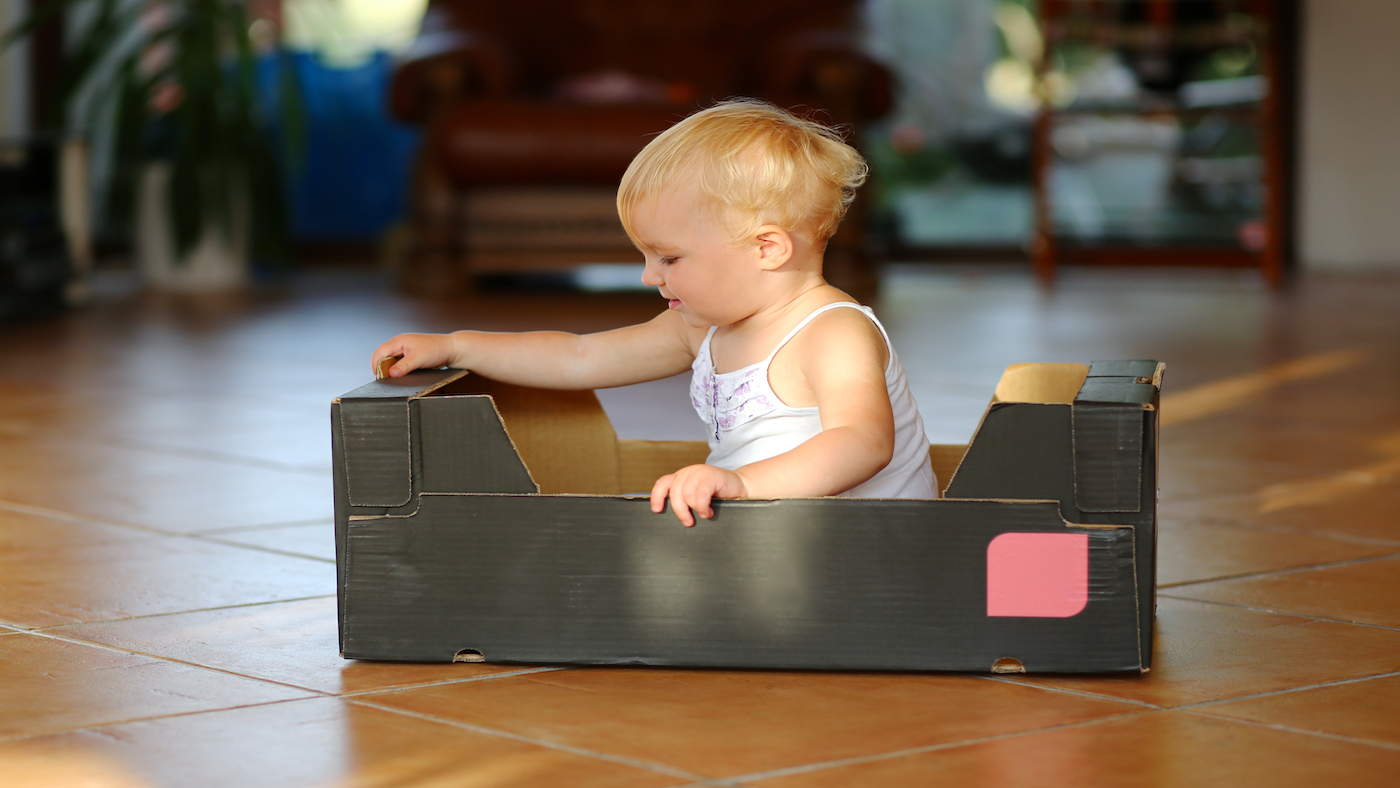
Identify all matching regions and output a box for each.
[3,0,300,289]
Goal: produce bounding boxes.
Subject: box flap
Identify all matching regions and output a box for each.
[1071,403,1144,513]
[992,363,1090,404]
[1070,361,1160,513]
[334,369,470,507]
[426,376,622,495]
[1084,360,1161,380]
[417,396,538,494]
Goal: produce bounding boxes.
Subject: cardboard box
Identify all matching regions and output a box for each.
[332,360,1162,673]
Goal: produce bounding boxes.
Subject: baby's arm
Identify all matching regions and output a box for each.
[650,310,895,525]
[372,310,702,391]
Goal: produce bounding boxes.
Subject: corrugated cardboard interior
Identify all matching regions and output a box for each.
[424,374,970,496]
[993,362,1091,404]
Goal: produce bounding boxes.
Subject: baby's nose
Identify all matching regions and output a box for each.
[640,260,663,287]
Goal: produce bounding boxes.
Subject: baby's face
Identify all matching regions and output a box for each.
[631,190,765,329]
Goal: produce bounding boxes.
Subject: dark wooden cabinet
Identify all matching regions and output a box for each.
[1032,0,1293,285]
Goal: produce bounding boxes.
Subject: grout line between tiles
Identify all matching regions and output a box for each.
[28,594,338,632]
[337,666,575,699]
[346,696,714,784]
[19,628,330,696]
[1158,594,1400,632]
[32,624,578,701]
[190,534,335,564]
[0,696,324,746]
[1180,708,1400,752]
[1157,513,1400,548]
[968,672,1163,710]
[0,498,336,545]
[197,517,335,534]
[719,711,1153,784]
[0,423,331,478]
[1161,552,1400,590]
[1172,670,1400,713]
[0,499,173,537]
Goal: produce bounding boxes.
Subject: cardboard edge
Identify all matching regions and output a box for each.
[417,391,542,494]
[408,368,472,398]
[992,363,1091,405]
[339,399,414,509]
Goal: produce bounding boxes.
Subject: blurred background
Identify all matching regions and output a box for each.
[1,0,1397,313]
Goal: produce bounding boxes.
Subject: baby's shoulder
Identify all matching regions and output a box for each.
[785,302,889,367]
[801,301,881,339]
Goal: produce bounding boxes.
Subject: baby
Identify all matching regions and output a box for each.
[374,99,937,524]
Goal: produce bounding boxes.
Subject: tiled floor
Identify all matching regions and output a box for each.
[1,263,1398,786]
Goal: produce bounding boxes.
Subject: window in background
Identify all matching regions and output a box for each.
[866,0,1282,275]
[1032,0,1286,284]
[267,0,429,241]
[282,0,427,67]
[865,0,1038,252]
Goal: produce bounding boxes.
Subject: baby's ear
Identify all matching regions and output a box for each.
[754,225,794,270]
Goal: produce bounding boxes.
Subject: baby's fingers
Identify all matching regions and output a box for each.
[374,355,402,379]
[650,474,675,515]
[687,485,715,521]
[670,484,698,526]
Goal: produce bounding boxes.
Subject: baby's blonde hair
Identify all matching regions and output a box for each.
[617,99,868,248]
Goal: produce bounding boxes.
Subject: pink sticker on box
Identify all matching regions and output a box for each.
[986,533,1089,618]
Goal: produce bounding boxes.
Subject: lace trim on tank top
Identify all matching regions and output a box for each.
[690,303,879,440]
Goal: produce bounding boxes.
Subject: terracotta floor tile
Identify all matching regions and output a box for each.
[362,668,1143,778]
[0,431,195,482]
[1003,598,1400,707]
[1156,516,1399,587]
[0,696,686,788]
[201,522,337,562]
[748,711,1400,788]
[83,406,332,473]
[1160,419,1390,475]
[1200,673,1400,748]
[1226,387,1400,431]
[1160,479,1400,545]
[1157,457,1324,506]
[0,534,335,628]
[1165,556,1400,628]
[141,417,331,472]
[0,507,153,550]
[0,386,331,471]
[0,634,312,738]
[0,465,333,533]
[57,596,531,695]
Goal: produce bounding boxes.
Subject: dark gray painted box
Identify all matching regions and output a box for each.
[332,360,1162,673]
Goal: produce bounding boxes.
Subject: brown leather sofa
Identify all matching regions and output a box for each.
[389,0,894,293]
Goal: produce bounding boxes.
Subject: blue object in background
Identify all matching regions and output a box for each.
[258,51,421,241]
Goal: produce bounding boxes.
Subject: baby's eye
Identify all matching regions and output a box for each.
[659,256,678,265]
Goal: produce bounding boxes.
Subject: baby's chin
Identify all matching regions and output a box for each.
[679,313,713,329]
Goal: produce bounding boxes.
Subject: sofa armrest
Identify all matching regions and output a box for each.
[390,29,515,124]
[761,30,895,120]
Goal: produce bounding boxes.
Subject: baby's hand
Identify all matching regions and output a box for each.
[650,464,748,526]
[371,333,456,378]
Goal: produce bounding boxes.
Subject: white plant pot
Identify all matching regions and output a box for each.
[135,163,250,291]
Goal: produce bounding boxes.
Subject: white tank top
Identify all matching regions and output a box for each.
[690,302,938,499]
